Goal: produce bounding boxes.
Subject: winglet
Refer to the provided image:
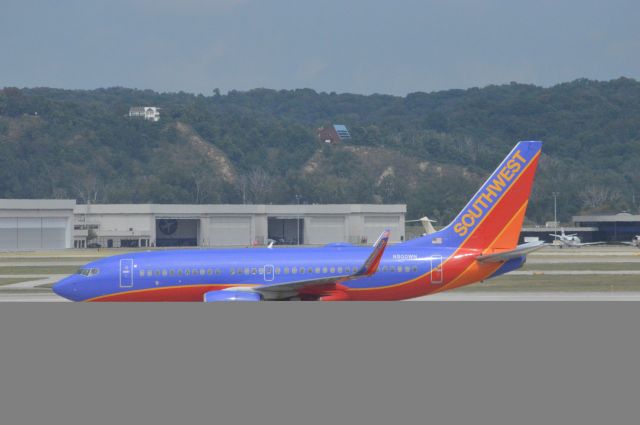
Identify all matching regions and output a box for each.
[355,229,390,277]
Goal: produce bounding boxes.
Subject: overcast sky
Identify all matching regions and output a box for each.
[1,0,638,95]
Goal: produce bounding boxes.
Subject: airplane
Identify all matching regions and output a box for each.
[53,140,544,302]
[406,216,437,235]
[620,235,640,248]
[549,228,605,248]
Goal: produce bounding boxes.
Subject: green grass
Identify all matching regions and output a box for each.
[0,266,77,275]
[455,274,640,293]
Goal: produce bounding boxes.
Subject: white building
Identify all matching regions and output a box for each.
[0,200,75,250]
[0,200,405,250]
[73,204,406,248]
[128,106,160,122]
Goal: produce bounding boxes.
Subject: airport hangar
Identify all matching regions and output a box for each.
[0,200,406,250]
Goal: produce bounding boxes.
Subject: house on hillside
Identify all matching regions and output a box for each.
[129,106,161,122]
[316,124,351,144]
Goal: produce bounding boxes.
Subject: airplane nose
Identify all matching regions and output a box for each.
[52,277,80,301]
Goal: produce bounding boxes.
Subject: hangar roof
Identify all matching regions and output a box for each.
[0,199,76,210]
[573,212,640,223]
[73,204,406,215]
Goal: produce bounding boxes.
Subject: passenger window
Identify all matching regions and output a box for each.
[299,267,305,275]
[193,269,199,276]
[251,268,257,275]
[284,267,290,275]
[259,268,264,274]
[330,267,335,273]
[397,266,403,272]
[322,267,328,273]
[170,270,175,276]
[215,269,221,275]
[412,266,418,272]
[185,269,190,276]
[162,270,168,276]
[308,267,313,273]
[177,269,183,276]
[230,269,236,275]
[155,270,161,276]
[139,270,145,277]
[292,267,298,274]
[404,266,410,273]
[147,270,152,277]
[244,267,250,275]
[275,267,281,275]
[337,267,343,273]
[200,269,206,276]
[315,267,320,273]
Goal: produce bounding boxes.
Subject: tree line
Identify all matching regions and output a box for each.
[1,78,639,224]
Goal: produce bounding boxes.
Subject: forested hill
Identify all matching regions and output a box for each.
[1,78,639,224]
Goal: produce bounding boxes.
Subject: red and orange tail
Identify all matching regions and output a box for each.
[405,141,542,252]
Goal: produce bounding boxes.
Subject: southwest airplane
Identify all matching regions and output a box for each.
[53,141,543,302]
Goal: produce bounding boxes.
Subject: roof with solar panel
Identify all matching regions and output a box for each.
[316,124,351,144]
[333,125,351,140]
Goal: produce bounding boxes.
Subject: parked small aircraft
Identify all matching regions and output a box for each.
[621,235,640,248]
[406,216,437,235]
[549,228,605,248]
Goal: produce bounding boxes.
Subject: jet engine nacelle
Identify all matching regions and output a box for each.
[204,290,262,302]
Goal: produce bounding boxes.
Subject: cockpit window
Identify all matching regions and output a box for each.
[77,268,100,277]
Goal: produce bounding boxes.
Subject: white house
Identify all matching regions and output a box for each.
[128,106,161,122]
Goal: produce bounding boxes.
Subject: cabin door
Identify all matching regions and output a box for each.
[430,255,443,284]
[264,265,274,282]
[119,259,134,288]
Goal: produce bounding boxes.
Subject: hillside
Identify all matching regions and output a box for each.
[1,79,639,224]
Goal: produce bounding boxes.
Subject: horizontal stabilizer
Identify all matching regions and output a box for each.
[477,241,545,263]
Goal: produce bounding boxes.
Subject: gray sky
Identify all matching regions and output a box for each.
[1,0,639,95]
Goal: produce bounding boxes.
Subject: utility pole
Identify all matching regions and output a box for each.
[295,194,301,245]
[552,192,560,237]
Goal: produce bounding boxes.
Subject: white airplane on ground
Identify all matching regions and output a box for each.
[406,216,437,235]
[620,235,640,248]
[549,228,605,248]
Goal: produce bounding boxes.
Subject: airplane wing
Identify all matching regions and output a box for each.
[578,241,606,246]
[254,229,390,300]
[477,241,546,263]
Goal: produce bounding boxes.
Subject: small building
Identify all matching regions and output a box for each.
[128,106,160,122]
[316,124,352,144]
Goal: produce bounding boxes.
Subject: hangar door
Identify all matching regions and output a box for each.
[306,216,346,245]
[156,219,199,247]
[364,215,400,244]
[210,216,252,246]
[0,217,67,250]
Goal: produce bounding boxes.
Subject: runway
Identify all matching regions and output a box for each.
[2,291,640,302]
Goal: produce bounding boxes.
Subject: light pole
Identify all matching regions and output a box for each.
[295,194,301,245]
[552,192,560,236]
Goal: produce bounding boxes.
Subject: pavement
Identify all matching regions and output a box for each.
[2,291,640,302]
